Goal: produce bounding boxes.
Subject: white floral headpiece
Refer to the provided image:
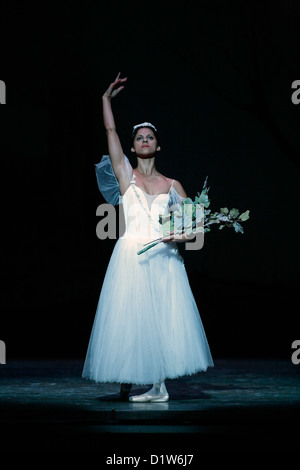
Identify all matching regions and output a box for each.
[132,122,157,134]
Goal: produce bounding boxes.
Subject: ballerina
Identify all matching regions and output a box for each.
[82,73,213,402]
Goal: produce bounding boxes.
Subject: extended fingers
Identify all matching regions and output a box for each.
[114,73,127,85]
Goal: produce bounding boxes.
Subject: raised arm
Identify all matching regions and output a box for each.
[102,73,131,194]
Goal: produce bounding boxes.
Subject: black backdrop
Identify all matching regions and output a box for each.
[1,1,299,360]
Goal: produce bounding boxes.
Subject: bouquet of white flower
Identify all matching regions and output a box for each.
[137,177,250,255]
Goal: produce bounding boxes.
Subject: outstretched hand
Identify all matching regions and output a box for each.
[103,72,127,100]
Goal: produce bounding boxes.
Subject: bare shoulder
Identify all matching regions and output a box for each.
[169,178,187,198]
[156,173,187,198]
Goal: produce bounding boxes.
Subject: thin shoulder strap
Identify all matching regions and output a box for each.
[130,170,136,184]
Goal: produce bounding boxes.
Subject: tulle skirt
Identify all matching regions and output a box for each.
[82,238,213,385]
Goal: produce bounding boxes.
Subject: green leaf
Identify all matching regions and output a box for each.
[162,219,174,236]
[220,207,229,215]
[229,208,239,219]
[183,197,193,205]
[199,193,210,208]
[238,210,250,221]
[233,221,244,233]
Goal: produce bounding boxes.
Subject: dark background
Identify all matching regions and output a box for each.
[1,1,299,361]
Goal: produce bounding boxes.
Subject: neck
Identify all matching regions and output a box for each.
[136,157,157,177]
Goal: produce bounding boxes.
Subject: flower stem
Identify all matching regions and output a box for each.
[137,240,161,255]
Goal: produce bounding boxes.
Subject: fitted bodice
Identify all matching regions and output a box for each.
[95,154,185,243]
[120,181,171,242]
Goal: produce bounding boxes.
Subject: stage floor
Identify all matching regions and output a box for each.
[0,359,299,452]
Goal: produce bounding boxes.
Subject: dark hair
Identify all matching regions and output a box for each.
[131,122,160,147]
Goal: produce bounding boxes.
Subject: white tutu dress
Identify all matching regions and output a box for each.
[82,155,213,385]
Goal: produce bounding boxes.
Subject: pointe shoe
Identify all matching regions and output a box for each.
[129,392,169,403]
[148,393,169,403]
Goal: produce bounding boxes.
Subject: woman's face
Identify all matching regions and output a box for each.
[131,127,160,158]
